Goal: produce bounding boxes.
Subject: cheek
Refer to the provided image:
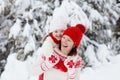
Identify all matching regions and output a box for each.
[68,43,74,49]
[61,38,65,43]
[56,33,62,37]
[52,33,56,37]
[60,32,63,35]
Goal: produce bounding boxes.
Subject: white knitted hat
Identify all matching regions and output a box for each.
[49,7,69,33]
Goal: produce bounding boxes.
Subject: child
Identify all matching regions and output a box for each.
[38,24,86,80]
[40,25,67,56]
[28,7,69,78]
[39,6,69,55]
[35,6,69,58]
[28,25,67,80]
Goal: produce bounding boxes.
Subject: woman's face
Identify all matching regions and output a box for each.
[61,35,75,56]
[52,29,64,40]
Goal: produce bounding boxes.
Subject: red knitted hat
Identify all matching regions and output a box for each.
[63,24,86,48]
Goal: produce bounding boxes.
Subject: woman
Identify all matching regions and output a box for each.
[39,23,86,80]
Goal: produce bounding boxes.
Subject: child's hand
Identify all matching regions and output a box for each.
[40,52,60,71]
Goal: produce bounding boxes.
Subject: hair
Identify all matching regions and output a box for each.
[58,42,77,56]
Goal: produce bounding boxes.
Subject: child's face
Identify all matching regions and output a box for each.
[52,29,64,40]
[61,35,74,56]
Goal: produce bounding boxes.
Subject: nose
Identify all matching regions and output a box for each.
[62,37,68,42]
[57,32,62,36]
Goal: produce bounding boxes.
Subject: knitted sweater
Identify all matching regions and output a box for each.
[28,35,59,78]
[39,48,82,80]
[41,35,59,55]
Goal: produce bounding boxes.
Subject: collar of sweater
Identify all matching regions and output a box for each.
[54,48,67,60]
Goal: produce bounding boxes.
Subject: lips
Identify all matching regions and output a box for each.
[62,45,68,48]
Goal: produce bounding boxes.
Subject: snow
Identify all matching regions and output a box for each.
[0,0,5,14]
[96,44,112,63]
[24,36,35,55]
[8,18,22,39]
[80,61,120,80]
[1,47,120,80]
[22,22,31,38]
[61,0,92,29]
[0,54,29,80]
[15,0,31,13]
[89,9,104,24]
[114,3,120,13]
[84,45,101,67]
[33,19,41,35]
[48,5,69,33]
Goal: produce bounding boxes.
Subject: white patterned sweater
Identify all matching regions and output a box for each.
[39,48,82,80]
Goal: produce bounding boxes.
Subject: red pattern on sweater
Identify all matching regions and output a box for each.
[54,58,67,72]
[67,60,74,68]
[48,55,58,63]
[39,73,44,80]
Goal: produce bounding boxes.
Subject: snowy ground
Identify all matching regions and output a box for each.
[0,52,120,80]
[80,54,120,80]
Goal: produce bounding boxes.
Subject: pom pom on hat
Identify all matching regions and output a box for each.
[76,24,86,34]
[63,24,86,48]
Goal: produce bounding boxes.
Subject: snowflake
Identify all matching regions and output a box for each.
[67,60,74,68]
[49,55,58,63]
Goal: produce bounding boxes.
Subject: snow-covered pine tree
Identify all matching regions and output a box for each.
[7,0,56,61]
[74,0,119,67]
[0,0,55,74]
[111,1,120,55]
[0,0,15,74]
[111,18,120,55]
